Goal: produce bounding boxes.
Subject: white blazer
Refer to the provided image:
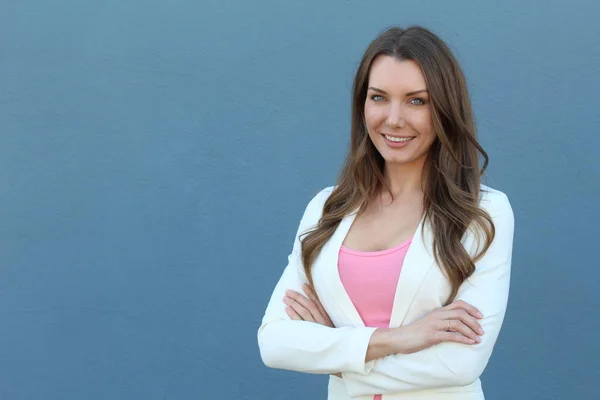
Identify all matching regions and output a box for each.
[258,185,515,400]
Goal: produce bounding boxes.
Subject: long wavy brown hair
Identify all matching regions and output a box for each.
[300,26,495,304]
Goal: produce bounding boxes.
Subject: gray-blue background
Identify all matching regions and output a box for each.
[1,1,598,399]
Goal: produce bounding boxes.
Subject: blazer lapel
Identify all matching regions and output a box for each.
[318,211,366,327]
[389,214,436,327]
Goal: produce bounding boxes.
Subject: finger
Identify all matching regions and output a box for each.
[303,284,329,319]
[445,300,482,318]
[283,295,315,322]
[443,319,481,343]
[302,284,319,304]
[303,284,335,327]
[446,309,484,336]
[445,300,483,319]
[286,290,322,323]
[285,306,302,320]
[438,309,482,338]
[434,330,478,345]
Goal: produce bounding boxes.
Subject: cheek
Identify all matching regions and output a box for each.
[410,111,434,136]
[364,105,385,132]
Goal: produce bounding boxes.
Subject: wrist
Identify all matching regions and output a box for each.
[388,326,408,354]
[365,328,398,362]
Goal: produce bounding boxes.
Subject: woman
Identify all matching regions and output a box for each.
[257,26,515,400]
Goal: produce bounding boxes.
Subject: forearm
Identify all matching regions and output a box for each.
[342,322,503,396]
[259,320,378,374]
[329,328,398,378]
[365,328,399,362]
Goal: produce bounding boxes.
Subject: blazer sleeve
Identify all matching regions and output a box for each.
[257,187,378,375]
[341,192,515,396]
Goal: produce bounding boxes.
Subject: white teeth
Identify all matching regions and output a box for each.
[384,135,414,142]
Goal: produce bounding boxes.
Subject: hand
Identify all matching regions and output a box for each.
[393,300,485,354]
[283,284,341,378]
[283,284,334,328]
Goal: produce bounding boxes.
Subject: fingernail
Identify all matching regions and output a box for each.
[477,312,483,318]
[468,339,475,344]
[479,328,485,335]
[476,337,481,343]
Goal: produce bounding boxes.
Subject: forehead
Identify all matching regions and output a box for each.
[368,55,427,91]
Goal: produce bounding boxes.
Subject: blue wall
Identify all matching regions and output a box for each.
[1,1,599,399]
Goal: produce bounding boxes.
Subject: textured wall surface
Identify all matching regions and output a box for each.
[1,1,599,399]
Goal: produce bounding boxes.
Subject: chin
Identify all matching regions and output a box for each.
[384,156,413,165]
[380,148,428,167]
[378,149,412,164]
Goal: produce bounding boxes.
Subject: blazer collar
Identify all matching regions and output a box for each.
[320,211,435,328]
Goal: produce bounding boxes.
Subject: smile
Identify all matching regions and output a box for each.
[383,134,415,143]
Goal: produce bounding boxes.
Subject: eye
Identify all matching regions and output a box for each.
[409,98,426,106]
[370,95,385,102]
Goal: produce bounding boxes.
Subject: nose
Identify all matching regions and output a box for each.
[385,103,405,129]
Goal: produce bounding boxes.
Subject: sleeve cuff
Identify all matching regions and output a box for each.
[347,327,378,375]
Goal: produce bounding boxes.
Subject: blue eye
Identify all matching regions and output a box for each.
[410,98,426,105]
[371,95,385,101]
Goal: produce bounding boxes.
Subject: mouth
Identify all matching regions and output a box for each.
[382,134,416,143]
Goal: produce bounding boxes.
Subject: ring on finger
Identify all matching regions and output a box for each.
[446,320,451,332]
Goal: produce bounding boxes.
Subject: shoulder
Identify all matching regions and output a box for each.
[479,184,513,218]
[303,186,336,216]
[296,185,336,230]
[464,184,515,256]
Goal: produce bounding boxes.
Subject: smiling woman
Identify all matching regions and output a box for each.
[258,26,514,400]
[365,58,437,164]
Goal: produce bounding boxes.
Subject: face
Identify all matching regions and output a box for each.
[364,56,436,167]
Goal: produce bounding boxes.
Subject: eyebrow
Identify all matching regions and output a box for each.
[368,87,428,96]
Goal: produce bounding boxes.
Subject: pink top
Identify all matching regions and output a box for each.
[338,236,413,400]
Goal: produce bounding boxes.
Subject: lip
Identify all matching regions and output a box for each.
[381,133,414,138]
[381,133,415,148]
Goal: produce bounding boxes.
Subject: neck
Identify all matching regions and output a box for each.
[382,157,427,198]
